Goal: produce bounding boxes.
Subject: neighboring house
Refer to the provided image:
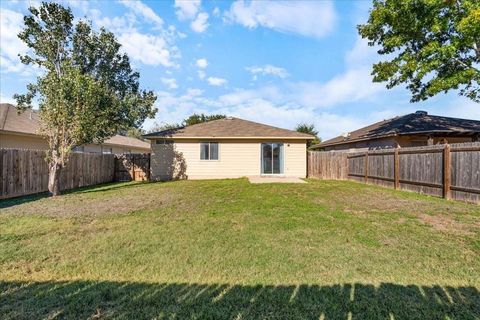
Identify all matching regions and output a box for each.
[143,117,314,180]
[0,103,150,153]
[313,111,480,152]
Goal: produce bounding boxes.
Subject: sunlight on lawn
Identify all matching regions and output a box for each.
[1,179,479,319]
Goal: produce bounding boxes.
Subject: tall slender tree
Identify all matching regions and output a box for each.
[14,2,157,196]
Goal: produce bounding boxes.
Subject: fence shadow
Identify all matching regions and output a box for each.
[0,192,49,209]
[1,281,478,319]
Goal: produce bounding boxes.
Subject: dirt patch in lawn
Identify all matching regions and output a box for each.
[419,214,474,235]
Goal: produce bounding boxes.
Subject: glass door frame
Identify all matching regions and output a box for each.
[260,142,285,175]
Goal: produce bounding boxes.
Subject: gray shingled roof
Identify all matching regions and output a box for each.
[143,117,314,139]
[314,111,480,148]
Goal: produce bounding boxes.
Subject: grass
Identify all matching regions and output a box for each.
[0,178,479,319]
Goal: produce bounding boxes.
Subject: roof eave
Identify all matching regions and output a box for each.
[312,133,398,148]
[143,135,314,140]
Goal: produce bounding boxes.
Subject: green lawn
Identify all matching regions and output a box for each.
[1,179,479,319]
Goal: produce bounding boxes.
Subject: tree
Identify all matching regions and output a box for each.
[183,113,226,126]
[147,121,182,134]
[123,127,146,140]
[295,123,321,147]
[14,2,157,196]
[358,0,480,103]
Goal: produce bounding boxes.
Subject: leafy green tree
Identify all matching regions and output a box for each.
[295,123,321,147]
[147,113,225,133]
[147,122,182,134]
[358,0,480,102]
[14,2,156,196]
[183,113,226,126]
[123,128,146,140]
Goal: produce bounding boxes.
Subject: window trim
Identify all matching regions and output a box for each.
[200,142,219,161]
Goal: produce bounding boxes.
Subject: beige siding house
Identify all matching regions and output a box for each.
[144,117,314,180]
[0,103,150,153]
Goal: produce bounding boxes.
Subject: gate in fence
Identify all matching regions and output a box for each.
[114,153,150,182]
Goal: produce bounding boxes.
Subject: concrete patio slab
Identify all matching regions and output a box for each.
[248,176,307,184]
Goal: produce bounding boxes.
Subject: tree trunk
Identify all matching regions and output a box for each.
[48,162,62,196]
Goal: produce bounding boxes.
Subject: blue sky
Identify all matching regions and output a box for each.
[1,0,478,140]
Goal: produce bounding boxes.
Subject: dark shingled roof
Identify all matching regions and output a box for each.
[314,111,480,148]
[143,117,314,139]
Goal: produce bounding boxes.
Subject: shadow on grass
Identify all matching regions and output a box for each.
[1,281,479,319]
[67,181,151,195]
[0,193,49,209]
[0,182,154,209]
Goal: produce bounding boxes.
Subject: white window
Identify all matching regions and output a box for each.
[200,142,218,160]
[102,147,112,154]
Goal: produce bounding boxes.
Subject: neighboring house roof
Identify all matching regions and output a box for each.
[0,103,150,150]
[143,117,314,140]
[314,110,480,148]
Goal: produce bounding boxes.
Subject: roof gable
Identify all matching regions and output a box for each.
[143,117,314,139]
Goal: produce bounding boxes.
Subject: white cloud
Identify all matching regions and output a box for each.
[0,8,29,74]
[174,0,201,20]
[88,3,180,68]
[225,0,336,39]
[161,78,178,90]
[212,7,221,17]
[197,70,206,79]
[196,58,208,68]
[191,12,209,33]
[246,65,289,79]
[294,68,383,108]
[207,77,227,86]
[174,0,209,33]
[89,9,133,33]
[65,0,90,14]
[119,0,164,28]
[142,88,368,140]
[0,93,17,105]
[118,31,178,67]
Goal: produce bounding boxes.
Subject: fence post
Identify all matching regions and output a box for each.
[364,152,369,184]
[443,144,451,199]
[394,149,399,189]
[306,151,310,178]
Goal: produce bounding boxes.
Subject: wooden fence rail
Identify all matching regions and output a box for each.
[308,142,480,204]
[0,149,149,200]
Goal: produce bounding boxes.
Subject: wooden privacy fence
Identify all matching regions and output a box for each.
[308,142,480,203]
[307,151,348,180]
[114,153,150,182]
[0,149,115,199]
[0,149,149,200]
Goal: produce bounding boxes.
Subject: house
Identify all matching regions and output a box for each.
[313,111,480,152]
[0,103,150,153]
[143,117,314,180]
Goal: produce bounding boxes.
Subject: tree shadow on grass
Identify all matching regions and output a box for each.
[1,281,478,319]
[0,193,49,209]
[0,182,154,210]
[69,181,151,195]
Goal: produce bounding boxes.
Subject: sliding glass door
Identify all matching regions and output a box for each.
[261,143,284,174]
